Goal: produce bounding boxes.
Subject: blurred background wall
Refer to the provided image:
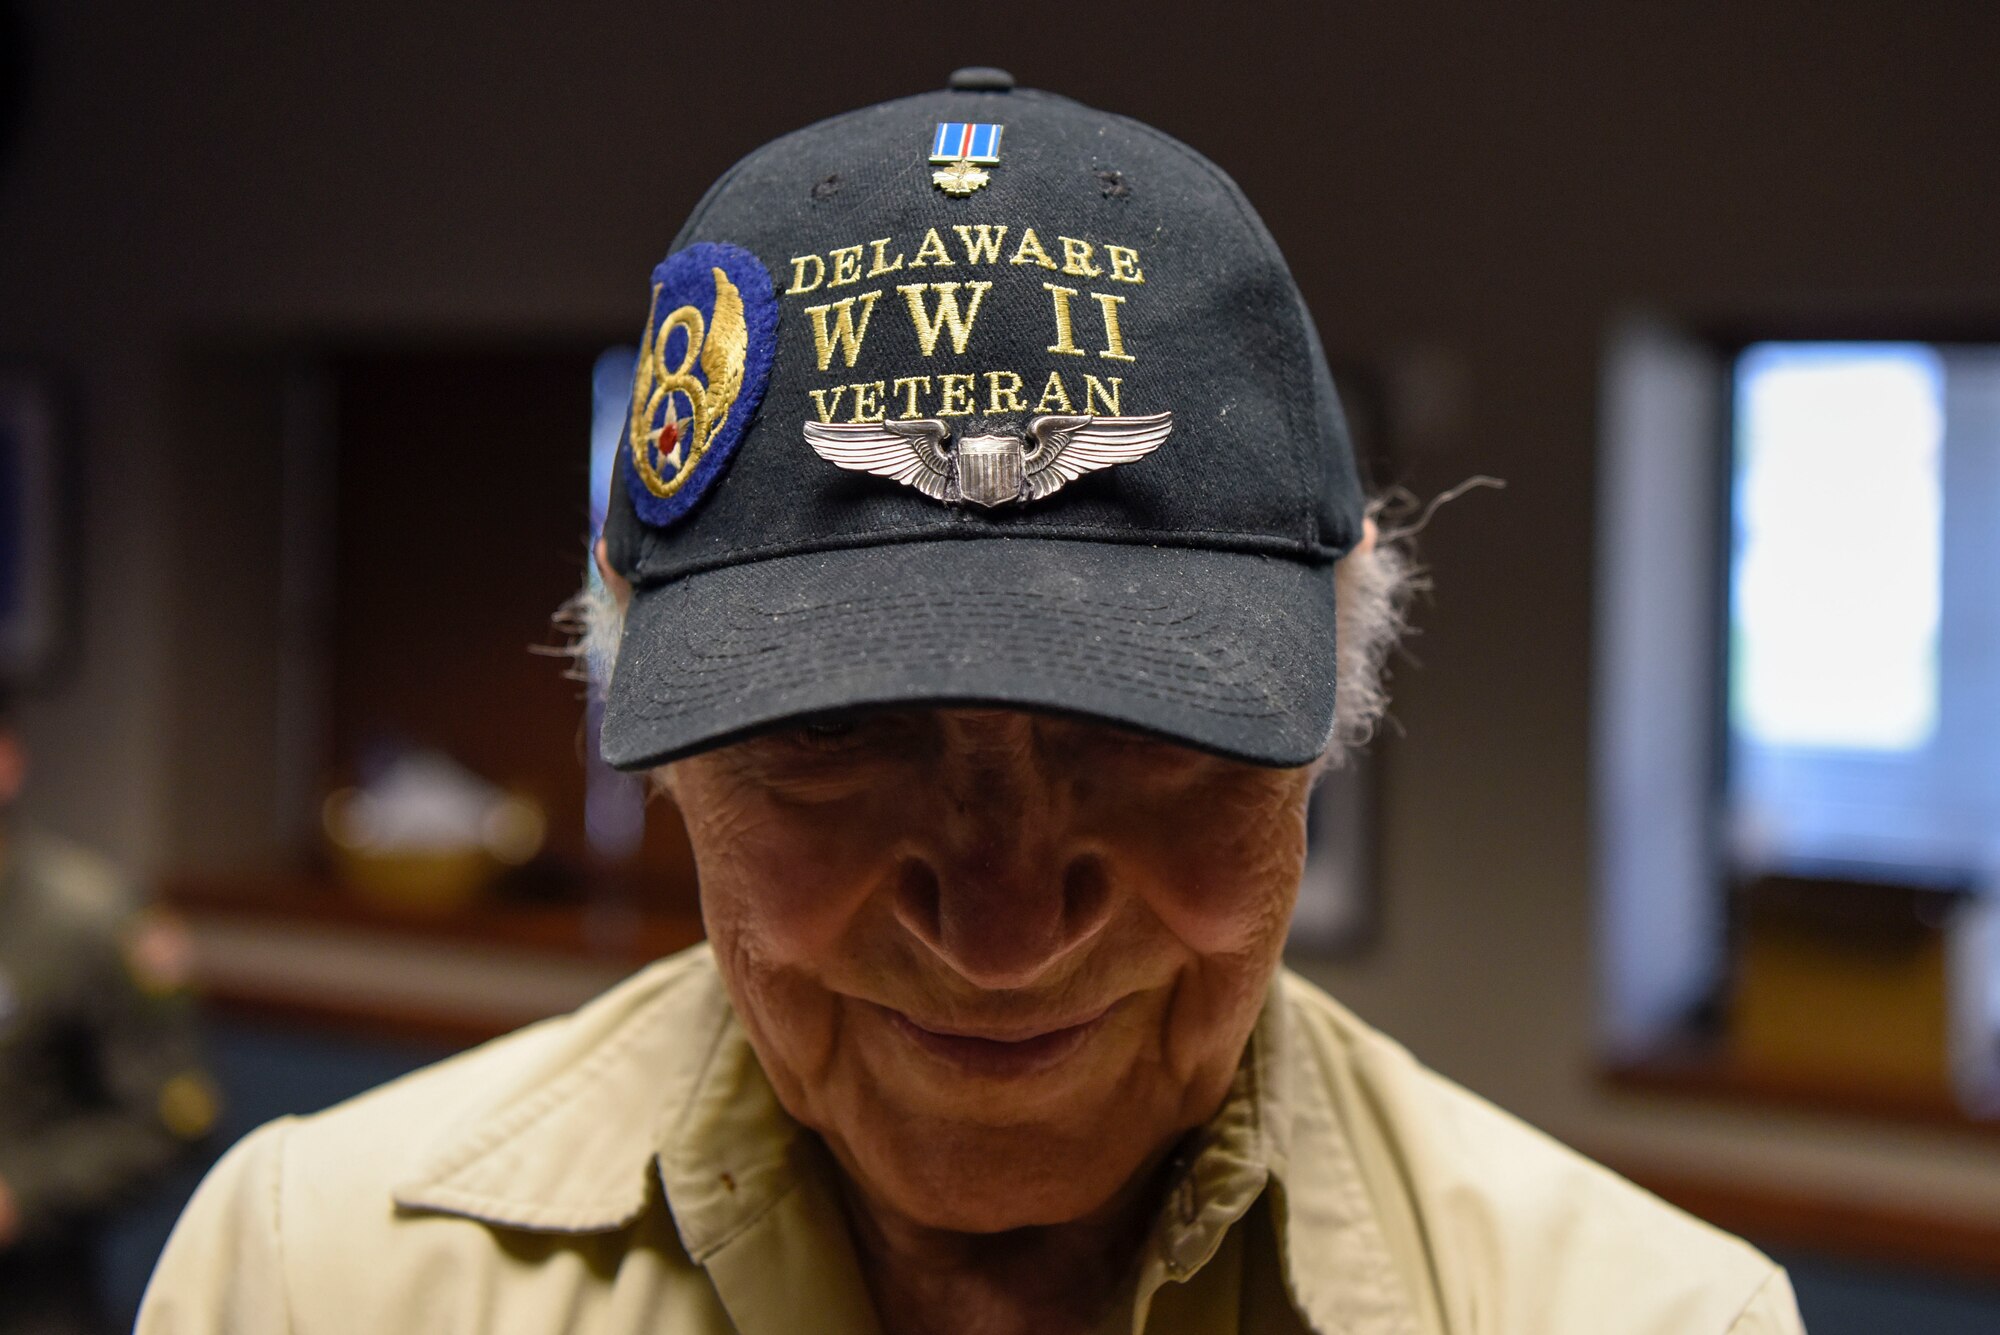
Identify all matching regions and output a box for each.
[2,1,1998,1328]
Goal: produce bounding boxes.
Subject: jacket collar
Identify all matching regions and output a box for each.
[392,948,1421,1334]
[390,949,735,1233]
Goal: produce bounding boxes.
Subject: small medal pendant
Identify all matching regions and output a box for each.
[932,158,991,196]
[928,122,1003,197]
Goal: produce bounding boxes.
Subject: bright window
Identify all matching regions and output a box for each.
[1725,343,2000,881]
[1730,344,1943,753]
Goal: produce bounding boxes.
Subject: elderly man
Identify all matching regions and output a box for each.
[138,72,1805,1334]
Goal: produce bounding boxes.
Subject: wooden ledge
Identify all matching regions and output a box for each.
[1610,1162,2000,1282]
[1601,1050,2000,1141]
[161,870,705,1047]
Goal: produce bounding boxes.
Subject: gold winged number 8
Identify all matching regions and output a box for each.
[630,267,750,499]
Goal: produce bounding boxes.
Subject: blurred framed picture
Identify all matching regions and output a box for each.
[0,370,62,680]
[1290,755,1381,953]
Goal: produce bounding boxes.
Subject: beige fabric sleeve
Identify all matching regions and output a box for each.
[135,1119,298,1335]
[1726,1268,1808,1335]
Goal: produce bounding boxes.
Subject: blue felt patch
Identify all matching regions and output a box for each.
[622,242,778,528]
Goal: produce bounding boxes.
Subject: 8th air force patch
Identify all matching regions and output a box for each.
[623,242,779,529]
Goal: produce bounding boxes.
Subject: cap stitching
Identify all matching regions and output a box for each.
[652,647,1280,699]
[633,525,1341,588]
[679,623,1272,694]
[636,665,1288,720]
[632,594,1296,719]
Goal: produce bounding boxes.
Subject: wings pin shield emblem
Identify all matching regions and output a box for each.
[803,412,1173,508]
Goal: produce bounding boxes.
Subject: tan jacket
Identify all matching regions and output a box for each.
[138,945,1804,1334]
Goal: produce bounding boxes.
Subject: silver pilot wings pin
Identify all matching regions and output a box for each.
[802,412,1173,508]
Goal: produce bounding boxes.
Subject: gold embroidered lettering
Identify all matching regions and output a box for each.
[848,379,885,422]
[866,238,906,277]
[892,375,933,419]
[898,281,993,357]
[1091,292,1135,362]
[952,224,1009,264]
[803,289,883,371]
[807,385,849,422]
[1034,371,1075,413]
[1043,283,1087,357]
[938,373,977,416]
[983,370,1028,414]
[788,254,826,294]
[1083,375,1123,415]
[910,227,956,267]
[1009,228,1058,270]
[1106,245,1145,284]
[829,245,864,287]
[1059,236,1103,278]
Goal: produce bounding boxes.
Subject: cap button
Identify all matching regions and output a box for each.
[948,66,1015,92]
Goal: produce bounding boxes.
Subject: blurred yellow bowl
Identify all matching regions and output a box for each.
[322,787,502,918]
[328,842,498,918]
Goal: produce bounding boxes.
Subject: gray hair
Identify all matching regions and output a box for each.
[1324,524,1420,765]
[566,524,1419,769]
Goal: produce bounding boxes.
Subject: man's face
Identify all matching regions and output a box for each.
[664,708,1313,1233]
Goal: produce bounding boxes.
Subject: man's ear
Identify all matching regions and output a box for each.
[650,762,684,803]
[594,537,633,612]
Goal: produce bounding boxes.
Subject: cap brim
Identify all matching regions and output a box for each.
[601,538,1337,770]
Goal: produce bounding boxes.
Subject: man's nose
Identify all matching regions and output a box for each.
[890,714,1115,989]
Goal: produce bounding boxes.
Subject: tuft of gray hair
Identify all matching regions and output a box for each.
[557,522,1423,765]
[553,568,626,698]
[1324,527,1424,768]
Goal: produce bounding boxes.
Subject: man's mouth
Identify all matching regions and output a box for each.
[880,1001,1118,1078]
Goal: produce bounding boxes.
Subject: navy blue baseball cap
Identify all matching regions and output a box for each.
[598,68,1365,769]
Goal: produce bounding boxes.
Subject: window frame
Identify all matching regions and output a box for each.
[1593,313,2000,1125]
